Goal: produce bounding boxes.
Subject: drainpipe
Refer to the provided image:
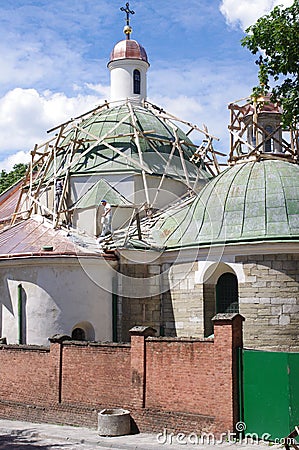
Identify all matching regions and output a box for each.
[112,277,118,342]
[18,283,23,344]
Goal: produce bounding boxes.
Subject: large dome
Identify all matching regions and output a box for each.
[54,102,210,181]
[151,160,299,248]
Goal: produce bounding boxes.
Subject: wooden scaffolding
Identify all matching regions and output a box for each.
[228,96,299,165]
[10,99,223,229]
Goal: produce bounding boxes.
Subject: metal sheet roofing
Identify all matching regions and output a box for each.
[52,103,210,182]
[109,39,148,63]
[150,159,299,248]
[0,180,22,224]
[0,219,107,258]
[73,178,132,209]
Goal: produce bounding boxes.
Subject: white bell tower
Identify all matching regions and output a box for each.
[108,2,150,104]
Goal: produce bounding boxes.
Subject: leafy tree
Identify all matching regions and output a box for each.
[242,0,299,127]
[0,163,28,194]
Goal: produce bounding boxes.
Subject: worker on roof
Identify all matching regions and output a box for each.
[99,199,112,238]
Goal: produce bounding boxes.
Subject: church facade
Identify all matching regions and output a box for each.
[0,5,298,352]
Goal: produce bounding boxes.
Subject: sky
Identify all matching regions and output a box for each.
[0,0,294,171]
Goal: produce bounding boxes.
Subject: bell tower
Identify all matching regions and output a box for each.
[228,93,299,164]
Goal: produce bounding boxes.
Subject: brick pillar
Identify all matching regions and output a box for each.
[212,313,244,433]
[129,326,156,408]
[48,334,71,404]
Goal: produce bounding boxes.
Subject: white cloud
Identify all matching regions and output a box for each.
[0,2,110,97]
[1,151,30,172]
[0,86,108,169]
[220,0,294,30]
[149,60,257,154]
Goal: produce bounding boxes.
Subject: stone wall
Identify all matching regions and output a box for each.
[119,252,299,350]
[117,263,162,341]
[237,253,299,351]
[163,262,204,337]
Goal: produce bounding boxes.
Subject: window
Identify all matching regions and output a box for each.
[216,273,239,313]
[264,125,273,152]
[133,69,141,94]
[72,327,86,341]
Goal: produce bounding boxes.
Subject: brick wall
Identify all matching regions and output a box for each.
[145,339,215,416]
[0,346,51,404]
[0,315,244,435]
[61,343,131,406]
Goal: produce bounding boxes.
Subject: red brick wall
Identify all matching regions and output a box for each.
[0,346,50,404]
[146,339,215,416]
[0,315,244,434]
[61,343,131,406]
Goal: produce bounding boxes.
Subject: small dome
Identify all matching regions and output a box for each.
[109,39,148,64]
[152,160,299,248]
[241,94,282,116]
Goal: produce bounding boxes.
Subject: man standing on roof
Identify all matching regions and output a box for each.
[99,199,112,237]
[55,178,63,211]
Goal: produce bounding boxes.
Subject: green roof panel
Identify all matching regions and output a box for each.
[151,159,299,248]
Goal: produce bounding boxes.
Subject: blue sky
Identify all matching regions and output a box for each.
[0,0,293,170]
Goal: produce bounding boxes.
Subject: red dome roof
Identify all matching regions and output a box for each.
[109,39,148,63]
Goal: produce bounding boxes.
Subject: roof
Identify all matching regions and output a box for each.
[73,178,132,209]
[52,103,210,182]
[0,180,23,224]
[150,159,299,248]
[109,39,149,64]
[0,218,114,259]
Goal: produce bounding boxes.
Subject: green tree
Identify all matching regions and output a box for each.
[242,0,299,127]
[0,163,28,194]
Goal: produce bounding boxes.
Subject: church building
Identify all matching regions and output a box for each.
[0,3,298,352]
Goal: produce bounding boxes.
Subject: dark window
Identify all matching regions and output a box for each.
[133,69,141,94]
[264,125,273,152]
[72,327,86,341]
[216,273,239,313]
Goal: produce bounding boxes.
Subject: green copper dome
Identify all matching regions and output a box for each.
[151,160,299,248]
[54,103,209,181]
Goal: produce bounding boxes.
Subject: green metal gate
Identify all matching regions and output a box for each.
[239,349,299,440]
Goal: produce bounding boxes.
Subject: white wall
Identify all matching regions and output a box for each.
[108,59,149,104]
[0,257,117,346]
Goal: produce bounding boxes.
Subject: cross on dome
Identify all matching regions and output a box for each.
[120,2,135,39]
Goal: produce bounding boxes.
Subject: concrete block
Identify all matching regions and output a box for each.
[98,409,131,436]
[271,306,282,315]
[279,315,291,326]
[283,304,299,314]
[271,297,296,304]
[269,318,279,325]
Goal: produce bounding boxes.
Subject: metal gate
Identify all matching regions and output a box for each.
[239,349,299,440]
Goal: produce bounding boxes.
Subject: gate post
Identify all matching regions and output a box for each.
[212,313,244,433]
[129,326,157,408]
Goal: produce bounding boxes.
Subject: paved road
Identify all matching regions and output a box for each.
[0,427,110,450]
[0,419,284,450]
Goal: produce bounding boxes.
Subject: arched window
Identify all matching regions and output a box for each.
[264,125,273,152]
[71,321,95,341]
[216,273,239,313]
[133,69,141,94]
[72,327,86,341]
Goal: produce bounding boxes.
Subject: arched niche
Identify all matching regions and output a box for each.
[71,321,95,341]
[201,262,239,337]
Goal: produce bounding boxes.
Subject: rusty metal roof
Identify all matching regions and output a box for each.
[0,180,22,224]
[0,219,115,259]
